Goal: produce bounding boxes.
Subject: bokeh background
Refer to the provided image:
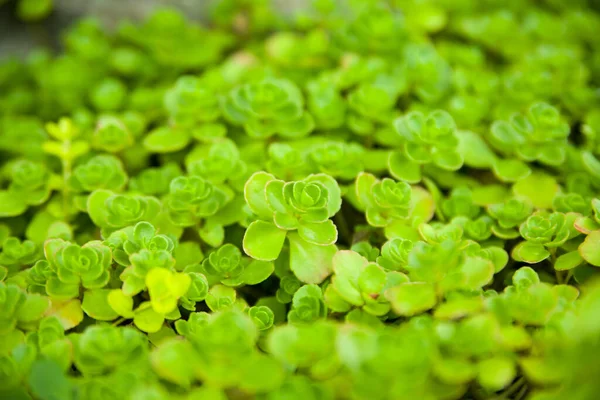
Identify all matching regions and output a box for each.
[0,0,305,58]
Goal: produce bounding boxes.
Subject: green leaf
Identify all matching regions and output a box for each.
[512,241,550,264]
[492,159,531,182]
[297,220,338,246]
[146,268,191,314]
[107,289,134,318]
[143,127,191,153]
[240,260,274,285]
[150,338,197,387]
[81,289,118,321]
[243,220,287,261]
[244,172,275,219]
[0,191,27,217]
[45,298,83,330]
[385,282,436,316]
[457,130,496,168]
[388,151,421,183]
[433,357,476,385]
[477,356,516,391]
[512,173,559,209]
[554,250,584,271]
[134,304,165,333]
[288,232,336,284]
[28,359,73,400]
[579,231,600,266]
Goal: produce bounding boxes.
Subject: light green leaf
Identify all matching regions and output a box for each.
[512,241,550,264]
[288,232,336,284]
[243,220,287,261]
[81,289,118,321]
[554,250,584,271]
[579,230,600,266]
[385,282,437,316]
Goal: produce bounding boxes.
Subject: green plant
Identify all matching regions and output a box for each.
[2,1,600,399]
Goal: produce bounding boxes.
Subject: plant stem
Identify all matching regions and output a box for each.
[494,377,525,399]
[334,211,352,245]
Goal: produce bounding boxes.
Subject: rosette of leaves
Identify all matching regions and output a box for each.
[307,140,365,180]
[0,160,51,217]
[221,77,315,139]
[119,8,233,69]
[354,172,412,227]
[0,282,50,344]
[87,190,162,233]
[166,175,229,227]
[0,237,39,272]
[27,316,72,369]
[512,211,572,264]
[487,198,534,239]
[170,310,279,389]
[92,115,134,153]
[388,110,463,183]
[275,275,302,304]
[71,325,148,376]
[333,2,407,55]
[268,320,338,375]
[105,222,177,295]
[500,267,563,326]
[347,82,399,136]
[265,30,331,74]
[191,243,274,287]
[441,187,481,220]
[247,305,275,331]
[164,75,220,126]
[489,102,570,166]
[325,250,406,316]
[243,171,341,260]
[385,240,496,315]
[69,155,127,194]
[306,79,346,130]
[128,162,182,196]
[288,284,327,324]
[376,238,413,271]
[186,138,247,187]
[266,143,312,181]
[403,43,452,104]
[552,192,591,215]
[33,239,112,299]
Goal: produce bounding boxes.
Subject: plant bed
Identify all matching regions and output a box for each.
[1,1,600,399]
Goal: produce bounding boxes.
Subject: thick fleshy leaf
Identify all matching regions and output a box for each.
[143,127,191,153]
[297,220,338,246]
[457,130,496,168]
[512,241,550,264]
[385,282,436,316]
[0,190,28,217]
[244,172,275,219]
[288,232,336,284]
[512,173,559,209]
[134,304,165,333]
[81,289,119,321]
[579,231,600,266]
[554,250,584,271]
[477,356,516,391]
[243,220,287,261]
[388,151,422,183]
[492,159,531,182]
[44,298,83,330]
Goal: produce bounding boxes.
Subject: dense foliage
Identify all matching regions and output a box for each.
[2,0,600,399]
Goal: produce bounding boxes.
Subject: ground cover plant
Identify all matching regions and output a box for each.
[1,0,600,399]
